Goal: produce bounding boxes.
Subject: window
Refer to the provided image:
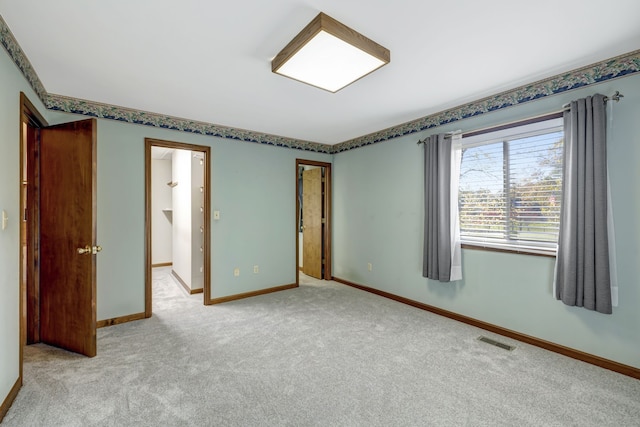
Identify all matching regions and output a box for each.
[458,117,564,255]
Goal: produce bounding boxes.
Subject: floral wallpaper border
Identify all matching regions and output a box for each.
[333,49,640,153]
[2,15,639,155]
[0,14,329,154]
[0,15,47,102]
[45,94,331,153]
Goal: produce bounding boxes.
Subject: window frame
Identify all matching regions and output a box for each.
[459,114,564,257]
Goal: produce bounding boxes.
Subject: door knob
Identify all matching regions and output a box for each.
[77,245,102,255]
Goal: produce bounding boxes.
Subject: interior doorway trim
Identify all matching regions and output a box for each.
[296,159,332,285]
[145,138,212,316]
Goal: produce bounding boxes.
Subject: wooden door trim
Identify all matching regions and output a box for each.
[295,159,332,285]
[20,93,47,126]
[144,138,212,316]
[18,93,48,383]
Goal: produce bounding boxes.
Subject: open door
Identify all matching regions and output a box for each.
[295,159,331,284]
[302,167,323,279]
[39,118,98,357]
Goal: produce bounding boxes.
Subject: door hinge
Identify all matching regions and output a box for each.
[321,218,326,224]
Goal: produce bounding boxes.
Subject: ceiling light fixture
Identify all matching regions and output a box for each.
[272,12,390,93]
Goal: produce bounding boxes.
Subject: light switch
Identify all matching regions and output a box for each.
[1,210,7,230]
[213,210,220,220]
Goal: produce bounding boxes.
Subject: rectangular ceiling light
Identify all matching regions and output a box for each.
[272,13,390,93]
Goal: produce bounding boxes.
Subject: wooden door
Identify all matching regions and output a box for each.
[39,119,97,357]
[302,168,322,279]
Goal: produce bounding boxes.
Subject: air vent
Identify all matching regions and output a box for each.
[477,336,516,351]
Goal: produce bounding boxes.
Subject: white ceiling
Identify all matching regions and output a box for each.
[2,1,639,145]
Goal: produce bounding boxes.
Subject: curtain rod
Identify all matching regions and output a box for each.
[416,131,460,145]
[561,90,624,109]
[417,91,624,145]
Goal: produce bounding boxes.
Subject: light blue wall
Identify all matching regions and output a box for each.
[44,111,332,320]
[0,42,331,408]
[333,73,640,369]
[0,45,54,410]
[2,29,639,412]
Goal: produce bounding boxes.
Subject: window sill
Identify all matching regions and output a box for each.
[461,243,556,258]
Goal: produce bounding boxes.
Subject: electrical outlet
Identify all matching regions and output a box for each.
[233,268,240,277]
[253,265,259,274]
[367,262,372,272]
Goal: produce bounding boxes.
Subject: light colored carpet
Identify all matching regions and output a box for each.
[3,268,639,426]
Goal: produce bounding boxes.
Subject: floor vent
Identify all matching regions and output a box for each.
[477,336,516,351]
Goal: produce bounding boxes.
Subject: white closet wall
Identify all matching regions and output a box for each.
[172,149,204,291]
[151,158,173,265]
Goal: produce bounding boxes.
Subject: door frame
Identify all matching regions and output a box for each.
[295,159,332,285]
[144,138,212,314]
[19,92,48,380]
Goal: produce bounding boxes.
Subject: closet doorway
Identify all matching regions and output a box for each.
[296,159,332,284]
[145,138,212,316]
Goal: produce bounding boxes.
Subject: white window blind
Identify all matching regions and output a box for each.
[459,118,563,254]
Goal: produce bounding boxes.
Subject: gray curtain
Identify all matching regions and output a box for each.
[555,94,612,314]
[423,134,452,281]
